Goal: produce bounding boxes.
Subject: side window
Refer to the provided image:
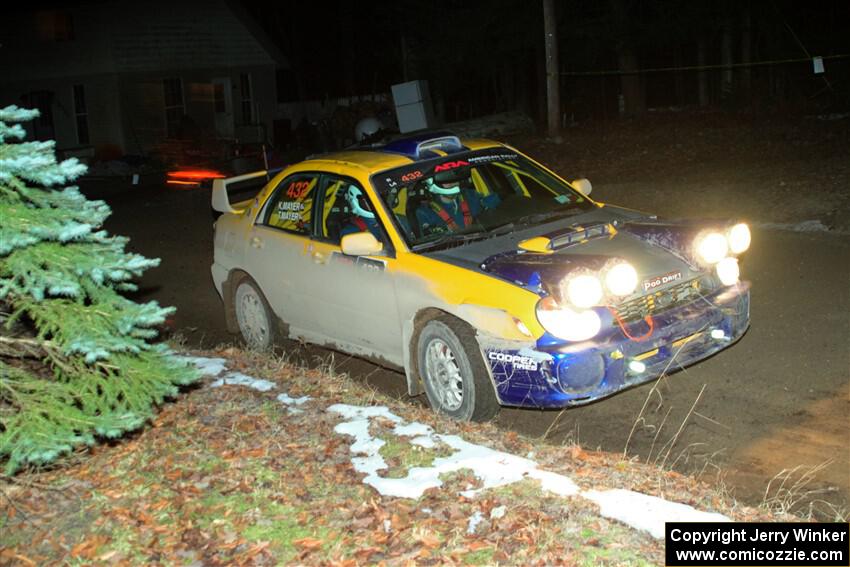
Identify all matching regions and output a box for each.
[263,173,319,235]
[319,176,384,245]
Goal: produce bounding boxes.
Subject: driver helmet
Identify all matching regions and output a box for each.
[345,185,375,219]
[426,169,466,196]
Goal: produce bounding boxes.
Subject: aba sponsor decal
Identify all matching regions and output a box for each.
[488,351,539,371]
[643,270,682,291]
[434,160,469,172]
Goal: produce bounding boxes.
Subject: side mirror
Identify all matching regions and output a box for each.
[341,232,383,256]
[571,178,592,197]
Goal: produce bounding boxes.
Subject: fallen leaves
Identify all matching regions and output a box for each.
[293,536,324,551]
[70,535,110,559]
[0,347,765,566]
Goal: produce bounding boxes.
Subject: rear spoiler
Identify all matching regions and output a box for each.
[212,169,281,214]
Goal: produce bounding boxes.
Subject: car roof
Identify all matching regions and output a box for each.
[302,133,504,173]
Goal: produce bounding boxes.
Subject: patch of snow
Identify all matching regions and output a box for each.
[410,436,436,449]
[758,220,830,233]
[329,404,402,423]
[393,422,433,437]
[210,372,276,392]
[584,489,730,539]
[334,416,387,458]
[527,469,580,497]
[184,362,733,541]
[467,510,485,534]
[330,403,729,539]
[277,393,311,406]
[331,405,579,500]
[174,356,228,377]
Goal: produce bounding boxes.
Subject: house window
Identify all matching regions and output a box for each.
[20,91,55,141]
[213,83,226,113]
[240,73,253,124]
[163,78,184,139]
[72,84,89,145]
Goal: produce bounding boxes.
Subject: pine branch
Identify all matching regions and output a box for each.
[0,335,48,359]
[0,105,200,474]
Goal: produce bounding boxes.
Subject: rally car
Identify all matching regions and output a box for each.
[211,133,750,421]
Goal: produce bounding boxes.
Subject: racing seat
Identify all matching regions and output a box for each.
[324,205,347,242]
[405,181,430,239]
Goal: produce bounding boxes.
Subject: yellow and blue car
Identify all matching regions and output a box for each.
[211,133,750,421]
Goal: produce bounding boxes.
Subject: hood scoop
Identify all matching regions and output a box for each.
[518,222,615,254]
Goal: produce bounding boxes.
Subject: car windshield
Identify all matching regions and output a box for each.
[371,148,594,250]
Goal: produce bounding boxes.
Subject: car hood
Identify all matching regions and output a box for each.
[426,207,703,298]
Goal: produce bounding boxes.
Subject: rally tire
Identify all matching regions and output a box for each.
[417,316,500,422]
[232,274,276,351]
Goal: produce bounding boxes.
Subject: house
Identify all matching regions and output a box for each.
[0,0,287,161]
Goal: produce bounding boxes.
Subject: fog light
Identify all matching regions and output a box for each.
[556,354,605,394]
[564,274,604,308]
[728,223,751,254]
[604,262,638,296]
[710,329,726,340]
[716,257,740,286]
[695,232,728,265]
[628,360,646,374]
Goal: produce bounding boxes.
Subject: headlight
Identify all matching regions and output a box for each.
[562,273,603,308]
[716,257,740,285]
[727,223,751,254]
[604,262,638,296]
[536,297,601,342]
[695,232,728,264]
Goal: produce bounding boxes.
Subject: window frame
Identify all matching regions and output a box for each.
[239,73,253,125]
[312,173,395,255]
[162,77,185,139]
[72,84,89,145]
[258,172,322,237]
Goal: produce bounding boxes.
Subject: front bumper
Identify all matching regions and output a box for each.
[483,282,750,409]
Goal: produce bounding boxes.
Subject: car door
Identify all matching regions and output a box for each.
[242,172,326,338]
[303,174,403,364]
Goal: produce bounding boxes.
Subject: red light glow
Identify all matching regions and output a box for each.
[166,168,226,187]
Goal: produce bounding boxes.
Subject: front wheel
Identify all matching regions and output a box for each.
[417,317,500,422]
[233,275,276,350]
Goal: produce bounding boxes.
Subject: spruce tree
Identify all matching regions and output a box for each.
[0,105,199,473]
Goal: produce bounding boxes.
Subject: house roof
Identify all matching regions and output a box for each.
[0,0,288,83]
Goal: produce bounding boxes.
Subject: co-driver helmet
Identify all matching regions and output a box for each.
[345,185,375,219]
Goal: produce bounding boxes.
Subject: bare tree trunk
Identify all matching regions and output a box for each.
[618,49,643,116]
[610,0,644,117]
[535,35,546,125]
[740,7,752,105]
[697,37,709,107]
[543,0,561,140]
[674,45,685,106]
[720,17,734,103]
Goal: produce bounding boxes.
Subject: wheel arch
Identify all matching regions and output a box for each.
[223,269,289,340]
[402,306,501,404]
